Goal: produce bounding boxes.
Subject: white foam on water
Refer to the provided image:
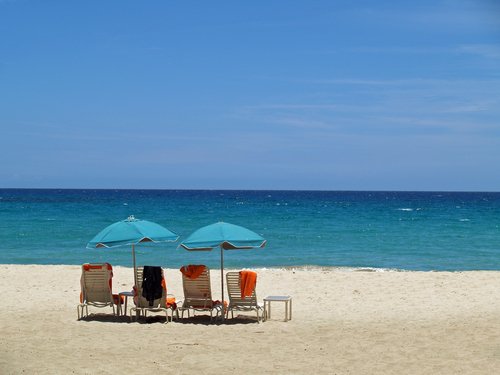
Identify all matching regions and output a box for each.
[269,265,406,273]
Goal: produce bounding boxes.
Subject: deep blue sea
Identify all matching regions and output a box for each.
[1,189,499,271]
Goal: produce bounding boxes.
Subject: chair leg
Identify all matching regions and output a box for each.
[170,308,178,322]
[130,308,141,321]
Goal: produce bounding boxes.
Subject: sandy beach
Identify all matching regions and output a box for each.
[1,265,500,374]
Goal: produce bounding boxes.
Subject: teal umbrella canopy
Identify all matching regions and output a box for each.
[87,216,179,249]
[86,216,179,285]
[180,222,266,251]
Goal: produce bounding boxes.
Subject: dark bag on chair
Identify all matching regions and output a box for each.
[142,266,163,307]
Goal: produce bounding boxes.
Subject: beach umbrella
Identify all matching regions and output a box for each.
[86,215,179,285]
[180,221,266,318]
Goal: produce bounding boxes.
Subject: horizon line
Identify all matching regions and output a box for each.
[1,187,499,194]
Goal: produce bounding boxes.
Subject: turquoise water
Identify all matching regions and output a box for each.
[1,189,499,271]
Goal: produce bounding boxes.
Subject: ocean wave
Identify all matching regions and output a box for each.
[244,265,408,272]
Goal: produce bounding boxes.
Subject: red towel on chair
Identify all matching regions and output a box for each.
[239,270,257,299]
[180,265,206,279]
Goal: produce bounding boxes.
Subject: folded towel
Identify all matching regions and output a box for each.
[180,265,206,279]
[83,263,112,271]
[239,270,257,299]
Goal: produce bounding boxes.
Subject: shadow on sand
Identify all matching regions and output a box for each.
[175,313,259,325]
[77,312,260,325]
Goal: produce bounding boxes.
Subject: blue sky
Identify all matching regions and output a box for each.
[1,1,499,191]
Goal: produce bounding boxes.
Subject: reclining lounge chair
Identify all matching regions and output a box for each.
[77,263,122,319]
[225,270,263,322]
[130,266,177,323]
[179,265,223,321]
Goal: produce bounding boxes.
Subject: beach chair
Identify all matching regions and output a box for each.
[77,263,123,320]
[225,271,263,322]
[130,266,177,323]
[179,265,223,321]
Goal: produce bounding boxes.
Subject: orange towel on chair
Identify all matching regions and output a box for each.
[239,270,257,299]
[180,265,206,279]
[162,278,177,307]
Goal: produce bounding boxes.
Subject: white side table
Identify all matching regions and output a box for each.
[119,291,134,316]
[263,295,292,321]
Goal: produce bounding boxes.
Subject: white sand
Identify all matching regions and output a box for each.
[1,265,500,374]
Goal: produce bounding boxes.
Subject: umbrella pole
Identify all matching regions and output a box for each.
[220,245,225,321]
[132,244,137,287]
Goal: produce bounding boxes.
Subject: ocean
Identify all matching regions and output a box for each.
[0,189,499,271]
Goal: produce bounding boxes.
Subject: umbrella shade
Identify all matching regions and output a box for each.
[180,222,266,251]
[86,216,179,285]
[87,216,179,249]
[180,222,265,320]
